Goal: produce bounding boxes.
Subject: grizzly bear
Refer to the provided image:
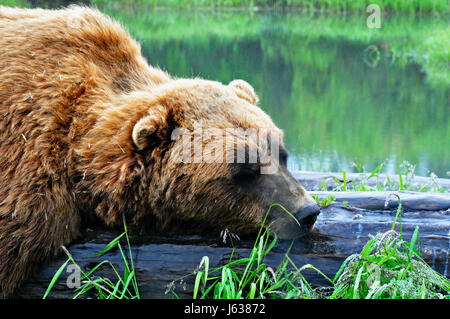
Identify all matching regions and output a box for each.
[0,5,320,297]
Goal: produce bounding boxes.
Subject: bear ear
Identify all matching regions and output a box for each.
[229,79,259,105]
[132,105,169,150]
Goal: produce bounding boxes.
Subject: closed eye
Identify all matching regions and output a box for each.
[233,164,260,183]
[280,149,289,167]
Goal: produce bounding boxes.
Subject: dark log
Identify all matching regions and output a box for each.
[293,171,450,191]
[311,191,450,211]
[14,190,450,299]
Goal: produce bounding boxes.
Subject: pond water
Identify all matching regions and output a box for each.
[107,6,449,177]
[22,1,450,176]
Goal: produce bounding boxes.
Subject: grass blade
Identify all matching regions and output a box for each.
[90,233,125,257]
[193,271,203,299]
[43,259,70,299]
[352,266,365,299]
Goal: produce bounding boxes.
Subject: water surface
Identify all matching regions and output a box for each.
[113,8,449,177]
[23,2,450,176]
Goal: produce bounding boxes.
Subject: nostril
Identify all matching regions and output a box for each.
[296,203,321,221]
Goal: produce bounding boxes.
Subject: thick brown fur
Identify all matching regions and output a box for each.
[0,6,315,297]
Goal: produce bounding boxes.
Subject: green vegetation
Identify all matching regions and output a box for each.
[331,231,449,298]
[179,196,449,299]
[95,8,449,176]
[330,195,449,299]
[316,161,449,192]
[312,194,336,206]
[0,0,29,6]
[46,198,450,299]
[187,232,329,299]
[44,219,140,299]
[183,204,331,299]
[2,1,448,176]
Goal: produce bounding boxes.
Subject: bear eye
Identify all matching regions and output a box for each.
[280,149,289,167]
[233,163,260,183]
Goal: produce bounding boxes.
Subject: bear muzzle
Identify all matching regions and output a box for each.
[267,203,321,239]
[295,203,321,231]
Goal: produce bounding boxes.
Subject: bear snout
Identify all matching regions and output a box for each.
[295,203,321,230]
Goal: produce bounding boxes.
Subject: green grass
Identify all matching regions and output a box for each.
[3,0,448,14]
[330,231,449,298]
[317,160,449,193]
[330,194,449,298]
[312,194,336,207]
[171,204,334,299]
[44,217,140,299]
[2,1,449,175]
[0,0,29,6]
[170,195,449,299]
[45,194,449,299]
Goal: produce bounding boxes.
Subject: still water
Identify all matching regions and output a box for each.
[24,2,450,177]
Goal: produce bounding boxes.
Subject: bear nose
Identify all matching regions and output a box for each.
[295,203,321,225]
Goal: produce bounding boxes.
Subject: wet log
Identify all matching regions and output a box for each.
[293,171,450,191]
[14,191,450,299]
[311,191,450,211]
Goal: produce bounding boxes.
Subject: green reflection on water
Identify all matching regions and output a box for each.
[10,1,450,176]
[114,9,449,176]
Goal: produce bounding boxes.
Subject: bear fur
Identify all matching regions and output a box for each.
[0,6,316,297]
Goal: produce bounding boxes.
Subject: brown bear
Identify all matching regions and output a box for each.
[0,5,320,297]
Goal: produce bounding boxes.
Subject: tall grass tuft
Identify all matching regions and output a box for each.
[330,194,449,299]
[329,160,447,193]
[182,195,449,299]
[186,203,331,299]
[45,196,449,299]
[43,216,140,299]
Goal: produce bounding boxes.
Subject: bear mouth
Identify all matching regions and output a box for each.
[295,203,321,231]
[267,211,320,240]
[301,214,319,232]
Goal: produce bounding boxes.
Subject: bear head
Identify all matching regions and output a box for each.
[80,78,320,239]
